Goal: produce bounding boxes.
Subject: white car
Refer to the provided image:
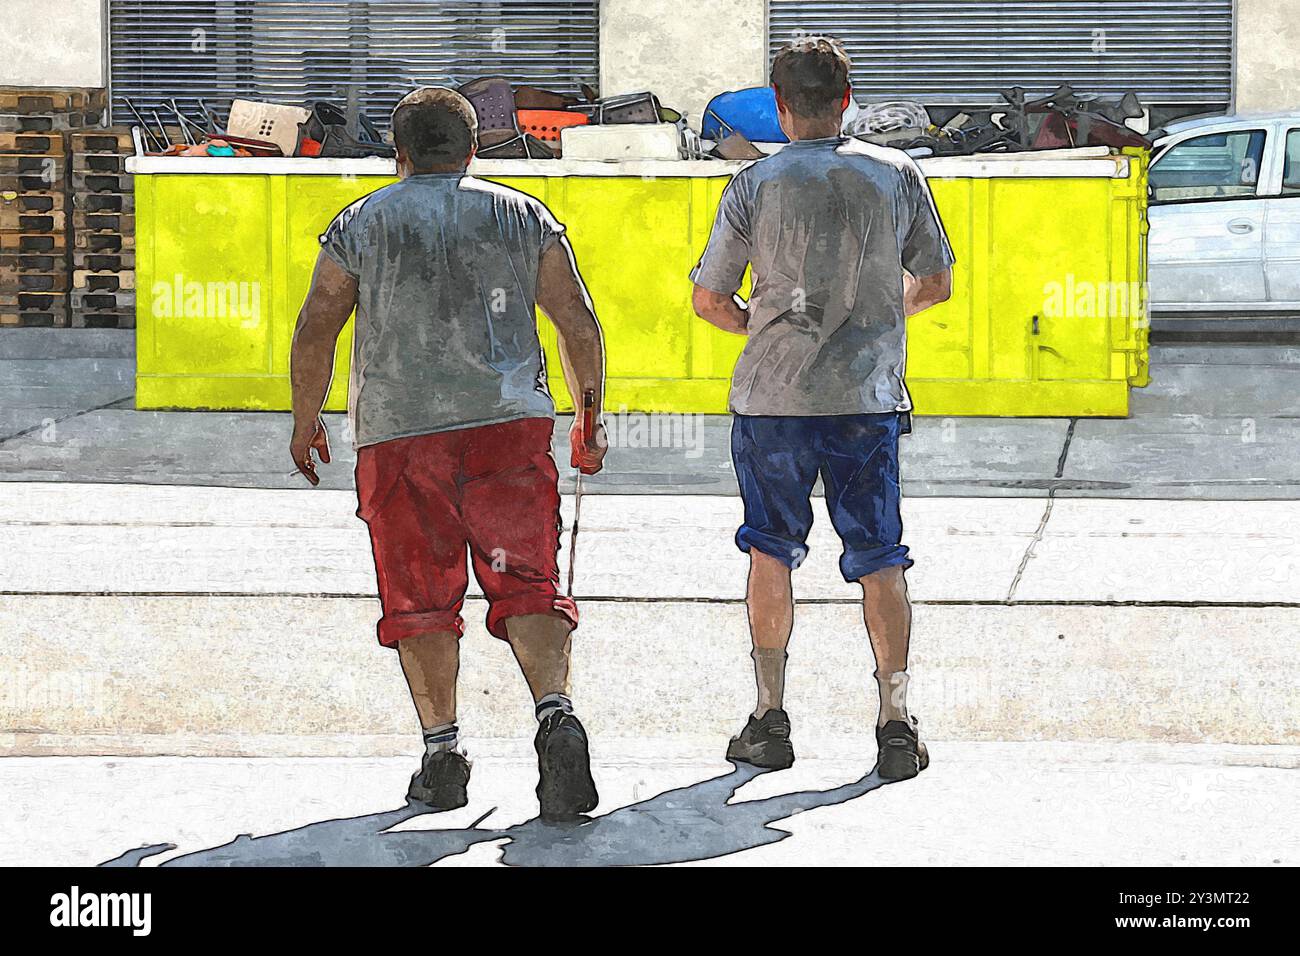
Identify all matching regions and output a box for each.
[1147,112,1300,315]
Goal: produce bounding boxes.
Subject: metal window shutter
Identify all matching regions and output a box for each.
[768,1,1232,111]
[108,0,599,126]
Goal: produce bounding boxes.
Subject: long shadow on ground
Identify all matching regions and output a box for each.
[101,761,886,867]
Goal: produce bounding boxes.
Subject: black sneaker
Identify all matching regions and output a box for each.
[407,750,471,810]
[534,712,599,821]
[876,717,929,781]
[726,708,795,770]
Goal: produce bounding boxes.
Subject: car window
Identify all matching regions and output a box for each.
[1283,129,1300,196]
[1149,129,1267,202]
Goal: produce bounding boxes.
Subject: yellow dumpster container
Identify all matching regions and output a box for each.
[130,148,1147,416]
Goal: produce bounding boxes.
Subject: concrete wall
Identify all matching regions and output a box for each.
[0,0,105,88]
[599,0,767,128]
[3,2,1291,120]
[1235,0,1300,113]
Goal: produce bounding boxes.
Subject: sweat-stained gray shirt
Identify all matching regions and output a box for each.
[319,173,564,448]
[690,136,955,417]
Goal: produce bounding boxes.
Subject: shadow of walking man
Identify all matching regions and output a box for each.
[102,762,887,868]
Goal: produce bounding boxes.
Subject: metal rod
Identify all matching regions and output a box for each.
[149,109,171,149]
[168,99,196,145]
[123,99,163,152]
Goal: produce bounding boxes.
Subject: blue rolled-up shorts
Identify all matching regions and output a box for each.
[730,412,912,582]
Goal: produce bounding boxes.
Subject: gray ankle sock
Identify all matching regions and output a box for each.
[875,670,910,727]
[422,721,460,755]
[752,647,789,718]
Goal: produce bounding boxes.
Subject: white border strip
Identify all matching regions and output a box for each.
[126,153,1129,179]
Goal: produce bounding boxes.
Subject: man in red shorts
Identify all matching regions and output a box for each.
[288,87,606,821]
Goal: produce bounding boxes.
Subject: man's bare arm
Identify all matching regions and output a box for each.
[904,268,953,317]
[692,285,749,335]
[536,238,607,473]
[289,250,358,484]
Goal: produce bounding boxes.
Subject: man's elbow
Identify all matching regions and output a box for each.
[293,300,353,353]
[916,270,952,309]
[929,269,953,305]
[290,310,312,349]
[548,297,602,346]
[292,305,327,347]
[692,285,724,321]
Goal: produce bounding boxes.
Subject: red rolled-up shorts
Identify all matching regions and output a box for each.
[354,416,578,647]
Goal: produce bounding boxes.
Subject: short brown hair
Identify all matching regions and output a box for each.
[392,87,478,168]
[770,36,852,119]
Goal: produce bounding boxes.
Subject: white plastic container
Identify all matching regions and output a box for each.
[559,123,681,161]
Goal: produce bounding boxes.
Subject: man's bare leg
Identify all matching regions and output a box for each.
[746,549,795,716]
[726,549,798,769]
[860,564,927,779]
[506,613,597,819]
[505,613,572,708]
[859,565,912,726]
[398,630,460,729]
[398,630,470,809]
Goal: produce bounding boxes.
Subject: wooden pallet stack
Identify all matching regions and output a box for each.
[0,134,67,325]
[69,128,135,328]
[0,88,107,326]
[0,87,137,330]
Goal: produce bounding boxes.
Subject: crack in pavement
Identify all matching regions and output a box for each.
[1006,419,1077,602]
[0,394,134,447]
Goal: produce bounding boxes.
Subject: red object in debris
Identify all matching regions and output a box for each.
[516,110,588,144]
[299,138,323,157]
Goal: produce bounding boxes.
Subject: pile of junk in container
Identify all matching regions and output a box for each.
[123,80,693,161]
[123,79,1155,162]
[701,83,1155,157]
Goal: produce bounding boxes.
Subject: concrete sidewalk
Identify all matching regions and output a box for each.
[2,482,1296,755]
[3,482,1298,603]
[3,742,1296,867]
[3,331,1297,866]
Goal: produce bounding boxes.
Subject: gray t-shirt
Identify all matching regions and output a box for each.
[320,173,564,447]
[690,136,955,416]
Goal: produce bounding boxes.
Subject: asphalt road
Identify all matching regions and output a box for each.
[2,331,1299,498]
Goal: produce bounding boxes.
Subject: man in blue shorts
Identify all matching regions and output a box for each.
[691,36,955,780]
